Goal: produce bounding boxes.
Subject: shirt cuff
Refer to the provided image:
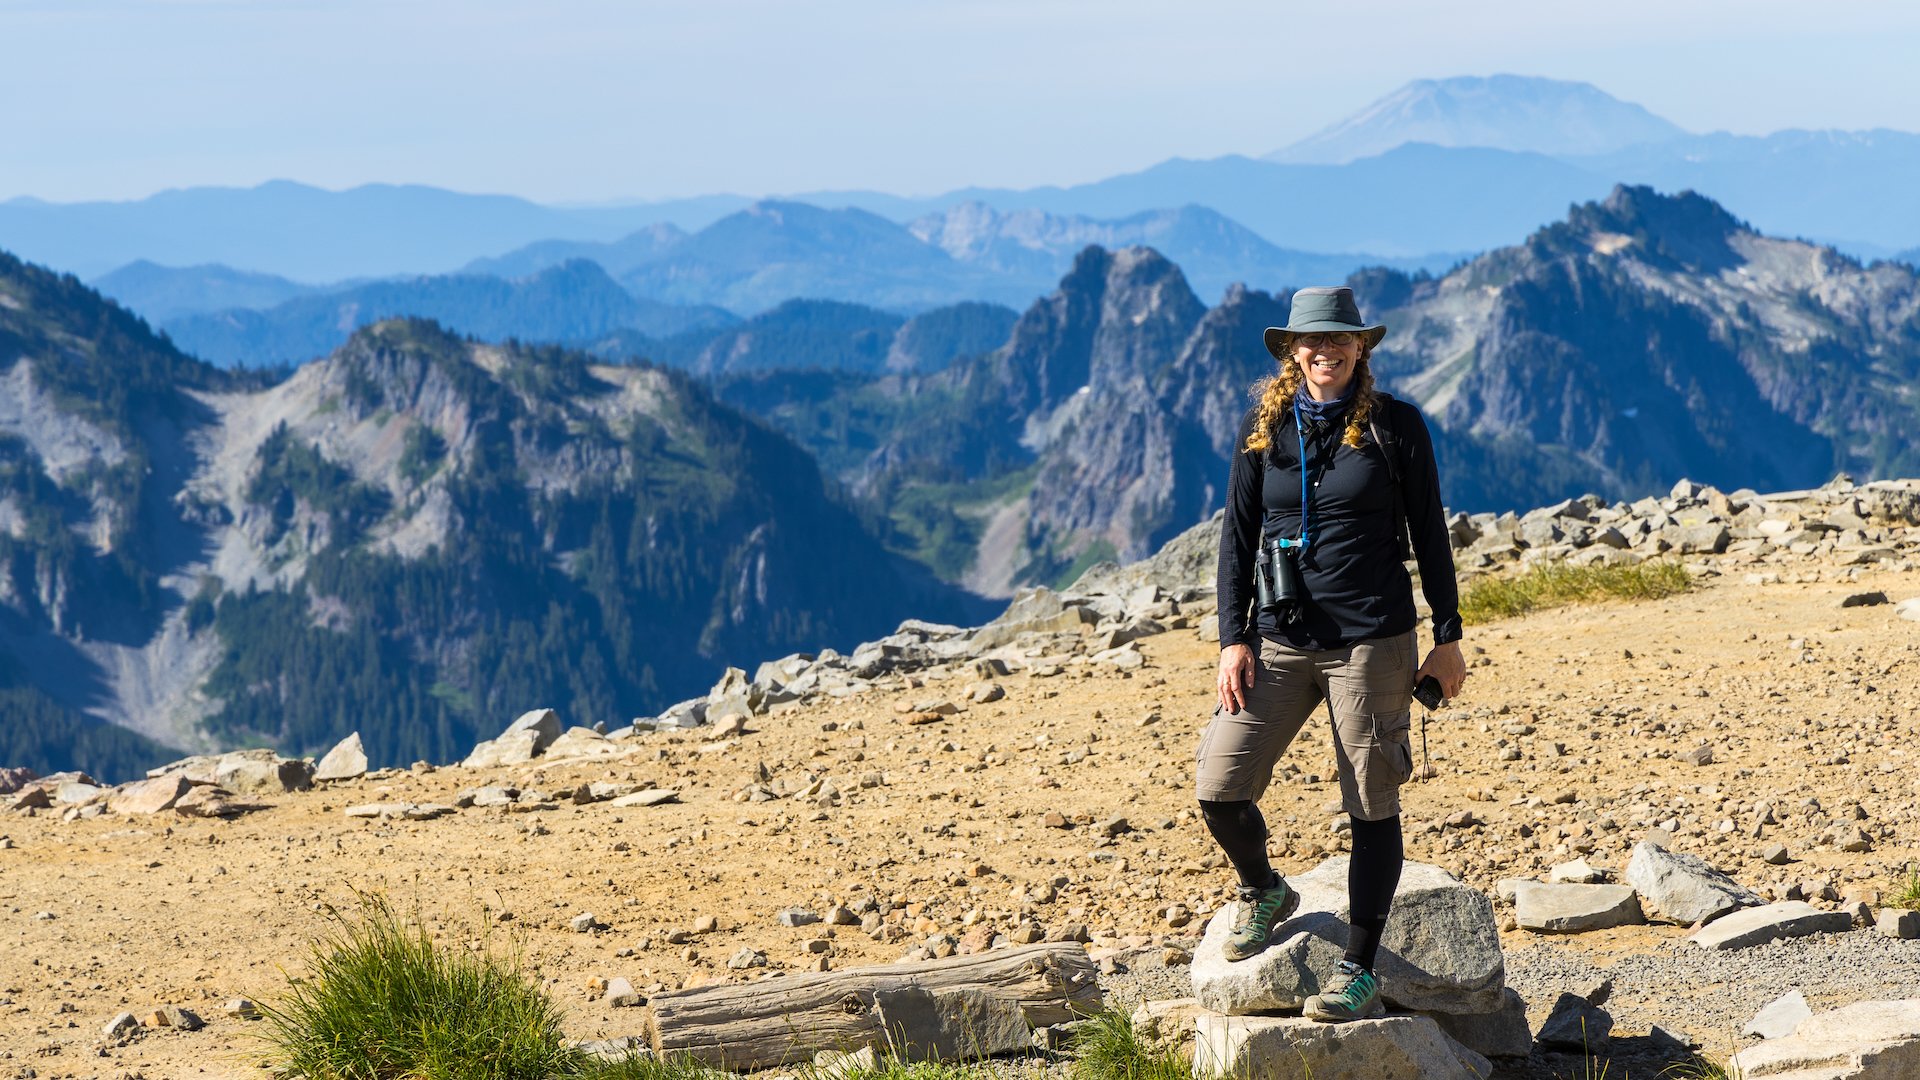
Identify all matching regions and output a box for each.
[1431,615,1463,646]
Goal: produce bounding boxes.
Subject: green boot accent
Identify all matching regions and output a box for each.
[1221,875,1300,961]
[1303,960,1385,1022]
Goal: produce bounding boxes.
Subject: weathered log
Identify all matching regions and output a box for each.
[644,942,1102,1070]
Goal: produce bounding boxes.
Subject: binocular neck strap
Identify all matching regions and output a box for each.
[1288,398,1313,551]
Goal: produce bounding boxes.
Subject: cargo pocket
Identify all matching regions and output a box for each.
[1372,710,1415,788]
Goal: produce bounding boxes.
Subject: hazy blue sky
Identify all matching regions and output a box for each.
[4,0,1918,204]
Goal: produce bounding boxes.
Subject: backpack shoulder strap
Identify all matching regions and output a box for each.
[1367,393,1413,560]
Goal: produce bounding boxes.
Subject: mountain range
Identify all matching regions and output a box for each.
[6,184,1919,784]
[0,252,984,781]
[11,76,1920,289]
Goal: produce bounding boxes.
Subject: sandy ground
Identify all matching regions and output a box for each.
[2,564,1919,1078]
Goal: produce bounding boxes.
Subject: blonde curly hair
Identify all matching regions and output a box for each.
[1243,334,1377,455]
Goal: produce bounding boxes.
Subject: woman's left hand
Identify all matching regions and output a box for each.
[1416,641,1468,700]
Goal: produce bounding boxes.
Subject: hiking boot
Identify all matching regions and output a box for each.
[1303,960,1386,1022]
[1221,875,1300,961]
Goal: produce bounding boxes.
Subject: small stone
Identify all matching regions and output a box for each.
[570,913,604,933]
[1162,946,1193,966]
[967,682,1005,704]
[1043,810,1071,829]
[224,997,261,1019]
[1537,993,1613,1051]
[158,1005,205,1031]
[693,914,719,933]
[728,947,768,969]
[778,907,822,927]
[604,977,642,1007]
[1762,844,1791,865]
[1681,744,1715,767]
[1549,859,1607,884]
[1097,816,1131,838]
[104,1010,140,1038]
[1838,590,1889,608]
[607,789,679,808]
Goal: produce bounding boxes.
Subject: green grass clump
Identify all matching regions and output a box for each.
[260,895,576,1080]
[1460,560,1692,623]
[1069,1010,1189,1080]
[577,1052,734,1080]
[1662,1051,1740,1079]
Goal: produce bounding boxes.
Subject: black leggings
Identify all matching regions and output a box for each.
[1199,800,1402,971]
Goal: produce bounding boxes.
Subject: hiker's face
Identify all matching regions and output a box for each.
[1292,334,1361,401]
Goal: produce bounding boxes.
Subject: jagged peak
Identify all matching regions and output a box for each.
[1524,184,1750,272]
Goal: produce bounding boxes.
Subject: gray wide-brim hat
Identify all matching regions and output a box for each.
[1263,285,1387,360]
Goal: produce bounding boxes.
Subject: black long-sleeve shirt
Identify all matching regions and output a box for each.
[1216,392,1462,651]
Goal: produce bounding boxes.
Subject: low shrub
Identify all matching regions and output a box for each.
[1460,560,1692,623]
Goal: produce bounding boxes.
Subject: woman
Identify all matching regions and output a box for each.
[1199,285,1465,1022]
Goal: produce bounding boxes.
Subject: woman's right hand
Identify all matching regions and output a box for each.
[1217,643,1255,713]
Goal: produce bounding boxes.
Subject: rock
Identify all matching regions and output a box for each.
[1625,841,1762,925]
[1421,988,1532,1060]
[1513,883,1643,933]
[6,786,52,811]
[546,726,620,759]
[1194,1013,1492,1080]
[151,1005,205,1030]
[710,713,748,738]
[727,947,768,969]
[873,986,1031,1062]
[1763,844,1792,865]
[462,728,543,769]
[313,732,369,782]
[570,913,605,933]
[0,766,36,795]
[778,907,822,927]
[1129,997,1207,1043]
[1876,909,1920,940]
[1681,744,1715,766]
[967,681,1005,705]
[467,785,518,807]
[1728,999,1920,1078]
[173,785,246,818]
[812,1045,879,1080]
[1536,993,1613,1052]
[604,977,642,1007]
[1191,857,1505,1015]
[215,755,314,794]
[343,802,411,819]
[1744,990,1813,1040]
[1091,644,1146,670]
[104,1010,140,1038]
[607,789,679,808]
[1548,859,1607,884]
[1689,901,1851,950]
[224,997,261,1019]
[1839,590,1890,608]
[108,775,192,815]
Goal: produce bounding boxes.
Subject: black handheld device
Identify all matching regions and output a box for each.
[1412,675,1444,711]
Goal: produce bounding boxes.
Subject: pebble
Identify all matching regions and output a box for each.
[777,907,822,927]
[569,913,604,933]
[224,997,261,1019]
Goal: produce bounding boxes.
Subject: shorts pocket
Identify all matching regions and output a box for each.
[1371,710,1415,788]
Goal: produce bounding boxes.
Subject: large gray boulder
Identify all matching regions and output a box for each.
[215,754,315,795]
[1513,882,1644,933]
[313,732,369,783]
[1728,999,1920,1078]
[1191,858,1505,1015]
[1420,988,1532,1060]
[1195,1013,1491,1080]
[1625,840,1761,924]
[1689,901,1851,950]
[462,708,561,768]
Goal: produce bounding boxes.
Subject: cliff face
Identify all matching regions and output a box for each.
[0,259,979,780]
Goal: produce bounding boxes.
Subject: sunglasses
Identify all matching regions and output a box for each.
[1294,332,1360,350]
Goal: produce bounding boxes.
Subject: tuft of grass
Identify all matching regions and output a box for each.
[259,894,576,1080]
[1887,868,1920,909]
[1069,1010,1189,1080]
[1460,560,1692,623]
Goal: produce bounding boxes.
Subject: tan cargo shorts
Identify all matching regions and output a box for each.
[1195,630,1418,821]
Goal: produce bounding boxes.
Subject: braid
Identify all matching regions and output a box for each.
[1343,351,1376,449]
[1243,341,1378,454]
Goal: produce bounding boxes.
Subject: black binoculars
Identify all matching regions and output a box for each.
[1255,536,1305,620]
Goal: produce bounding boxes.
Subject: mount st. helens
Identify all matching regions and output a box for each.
[0,254,980,781]
[729,186,1920,596]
